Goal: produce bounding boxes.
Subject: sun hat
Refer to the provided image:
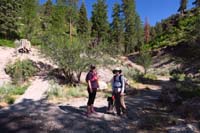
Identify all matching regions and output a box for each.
[112,67,122,73]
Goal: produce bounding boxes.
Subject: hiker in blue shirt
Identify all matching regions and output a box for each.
[111,67,127,116]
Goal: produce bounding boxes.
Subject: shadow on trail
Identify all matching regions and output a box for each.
[78,106,107,114]
[0,88,174,132]
[0,97,133,132]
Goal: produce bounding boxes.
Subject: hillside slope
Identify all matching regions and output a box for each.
[150,8,200,49]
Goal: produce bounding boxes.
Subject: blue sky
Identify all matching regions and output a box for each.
[39,0,194,26]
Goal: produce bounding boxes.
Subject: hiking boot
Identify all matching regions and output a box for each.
[86,106,92,117]
[86,112,92,117]
[91,110,98,115]
[90,106,98,115]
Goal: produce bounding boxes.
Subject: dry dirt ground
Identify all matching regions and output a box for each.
[0,89,164,133]
[1,84,199,132]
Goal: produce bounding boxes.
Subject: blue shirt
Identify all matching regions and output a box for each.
[112,75,125,93]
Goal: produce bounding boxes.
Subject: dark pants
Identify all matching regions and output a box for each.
[87,89,97,106]
[114,92,126,115]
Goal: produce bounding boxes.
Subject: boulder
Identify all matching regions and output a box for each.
[80,68,113,83]
[97,68,113,83]
[16,39,31,53]
[98,80,108,90]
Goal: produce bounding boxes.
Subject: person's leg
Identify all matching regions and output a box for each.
[87,90,92,115]
[90,90,97,113]
[114,93,121,116]
[120,95,127,114]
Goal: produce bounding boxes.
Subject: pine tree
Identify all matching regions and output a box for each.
[135,14,144,51]
[144,17,150,44]
[155,22,163,36]
[192,0,200,7]
[195,14,200,41]
[150,27,156,41]
[111,3,123,50]
[56,0,79,42]
[0,0,22,39]
[77,2,88,37]
[178,0,188,14]
[66,0,79,42]
[19,0,39,40]
[41,0,53,31]
[91,0,109,42]
[50,5,67,35]
[122,0,137,54]
[44,0,53,16]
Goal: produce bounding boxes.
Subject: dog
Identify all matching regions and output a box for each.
[107,96,115,113]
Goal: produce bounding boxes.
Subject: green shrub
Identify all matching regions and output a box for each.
[41,36,116,85]
[11,85,29,95]
[122,67,141,81]
[175,82,200,99]
[5,96,15,104]
[143,74,158,80]
[136,51,152,74]
[47,81,87,100]
[47,82,63,97]
[0,39,14,47]
[0,84,29,104]
[0,84,28,95]
[5,59,38,84]
[170,68,185,81]
[67,85,86,97]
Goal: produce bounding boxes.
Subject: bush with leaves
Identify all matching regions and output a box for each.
[5,59,38,84]
[0,39,15,47]
[41,35,113,84]
[175,82,200,99]
[47,81,87,100]
[0,84,29,104]
[122,67,141,81]
[136,51,152,74]
[170,68,185,82]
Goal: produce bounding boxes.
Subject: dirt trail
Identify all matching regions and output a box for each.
[1,85,198,132]
[0,89,162,132]
[13,48,55,104]
[0,46,54,105]
[14,77,49,104]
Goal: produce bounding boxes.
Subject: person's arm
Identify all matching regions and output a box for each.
[121,76,125,95]
[88,80,93,93]
[87,72,93,93]
[97,73,100,89]
[111,77,114,93]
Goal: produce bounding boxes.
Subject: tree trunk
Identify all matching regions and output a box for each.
[69,17,72,43]
[77,72,82,84]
